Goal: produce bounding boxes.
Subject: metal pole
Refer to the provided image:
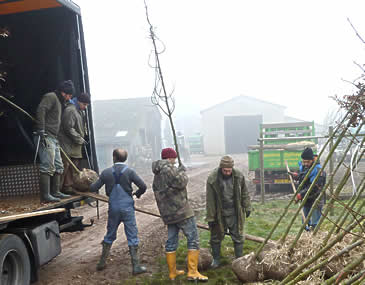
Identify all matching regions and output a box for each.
[329,126,334,216]
[260,131,265,204]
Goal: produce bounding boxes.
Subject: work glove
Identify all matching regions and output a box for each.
[133,189,144,199]
[208,221,217,228]
[288,171,298,178]
[295,193,302,204]
[246,210,251,218]
[178,164,187,172]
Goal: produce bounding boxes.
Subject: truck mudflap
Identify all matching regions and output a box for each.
[28,221,61,267]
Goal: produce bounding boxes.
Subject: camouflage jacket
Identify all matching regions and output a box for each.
[206,168,251,234]
[152,160,194,224]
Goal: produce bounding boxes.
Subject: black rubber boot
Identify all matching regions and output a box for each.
[40,173,60,203]
[210,242,221,269]
[96,242,111,271]
[129,245,147,275]
[234,243,243,258]
[51,174,71,199]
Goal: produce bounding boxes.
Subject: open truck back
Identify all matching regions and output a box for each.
[0,1,98,284]
[248,121,316,193]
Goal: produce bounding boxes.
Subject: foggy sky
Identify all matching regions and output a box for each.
[74,0,365,125]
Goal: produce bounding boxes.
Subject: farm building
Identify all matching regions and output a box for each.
[92,97,162,170]
[201,95,286,155]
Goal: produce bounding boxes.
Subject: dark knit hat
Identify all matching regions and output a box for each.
[58,80,75,95]
[78,92,91,104]
[219,155,234,168]
[161,148,177,159]
[301,147,314,160]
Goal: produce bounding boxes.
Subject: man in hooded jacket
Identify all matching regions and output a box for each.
[152,147,208,281]
[58,92,90,194]
[206,155,252,268]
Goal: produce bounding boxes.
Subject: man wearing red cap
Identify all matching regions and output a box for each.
[152,148,208,281]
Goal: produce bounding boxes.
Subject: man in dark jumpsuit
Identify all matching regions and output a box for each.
[90,148,147,275]
[206,155,252,268]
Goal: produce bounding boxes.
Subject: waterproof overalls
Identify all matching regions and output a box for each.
[103,166,139,246]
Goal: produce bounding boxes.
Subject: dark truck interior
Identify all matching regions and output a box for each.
[0,2,97,170]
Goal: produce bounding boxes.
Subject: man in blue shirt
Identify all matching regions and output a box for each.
[290,148,326,230]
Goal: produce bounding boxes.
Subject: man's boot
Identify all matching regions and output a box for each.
[39,173,60,203]
[166,251,185,280]
[96,241,111,271]
[187,249,208,281]
[129,245,147,275]
[234,243,243,258]
[51,173,71,199]
[210,243,221,269]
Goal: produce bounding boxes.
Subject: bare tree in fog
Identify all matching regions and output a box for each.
[144,0,182,166]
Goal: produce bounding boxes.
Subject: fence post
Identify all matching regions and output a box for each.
[329,126,334,216]
[260,131,265,204]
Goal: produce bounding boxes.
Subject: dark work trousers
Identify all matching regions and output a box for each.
[210,215,244,245]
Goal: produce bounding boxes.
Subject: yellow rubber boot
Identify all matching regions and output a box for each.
[166,251,185,280]
[187,249,208,281]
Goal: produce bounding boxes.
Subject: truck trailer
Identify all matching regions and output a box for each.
[248,121,316,193]
[0,1,98,284]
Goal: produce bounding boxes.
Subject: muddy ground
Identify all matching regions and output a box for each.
[34,154,256,285]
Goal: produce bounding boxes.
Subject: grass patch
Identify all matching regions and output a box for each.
[122,198,364,284]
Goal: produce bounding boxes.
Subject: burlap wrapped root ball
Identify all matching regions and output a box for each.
[232,252,263,283]
[184,248,212,271]
[73,168,99,191]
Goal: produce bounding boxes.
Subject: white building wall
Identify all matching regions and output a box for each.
[201,97,285,155]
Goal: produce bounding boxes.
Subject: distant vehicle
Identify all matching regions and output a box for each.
[187,133,204,154]
[248,121,316,193]
[0,1,98,284]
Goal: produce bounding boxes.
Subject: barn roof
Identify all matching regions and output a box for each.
[200,95,286,114]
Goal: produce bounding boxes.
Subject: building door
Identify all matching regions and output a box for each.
[224,115,262,153]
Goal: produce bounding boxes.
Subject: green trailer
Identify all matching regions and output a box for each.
[248,121,316,192]
[187,133,204,154]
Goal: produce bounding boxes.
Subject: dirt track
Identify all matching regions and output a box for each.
[35,154,250,285]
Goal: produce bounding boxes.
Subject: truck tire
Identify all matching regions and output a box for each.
[0,234,31,285]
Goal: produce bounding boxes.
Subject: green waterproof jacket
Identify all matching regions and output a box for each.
[58,103,85,158]
[206,168,252,235]
[152,160,194,225]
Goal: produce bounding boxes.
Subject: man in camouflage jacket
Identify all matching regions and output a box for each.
[206,155,252,268]
[152,148,208,281]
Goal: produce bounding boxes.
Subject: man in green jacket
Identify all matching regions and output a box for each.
[206,155,252,268]
[34,80,74,202]
[152,148,208,281]
[58,92,90,194]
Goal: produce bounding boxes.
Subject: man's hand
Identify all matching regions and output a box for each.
[295,193,302,204]
[133,189,144,199]
[246,210,251,218]
[208,221,217,228]
[288,171,298,178]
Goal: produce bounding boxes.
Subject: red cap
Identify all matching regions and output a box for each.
[161,148,177,159]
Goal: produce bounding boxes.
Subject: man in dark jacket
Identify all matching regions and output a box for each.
[291,147,326,230]
[90,148,147,275]
[59,92,90,194]
[34,80,74,202]
[206,155,252,268]
[152,148,208,281]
